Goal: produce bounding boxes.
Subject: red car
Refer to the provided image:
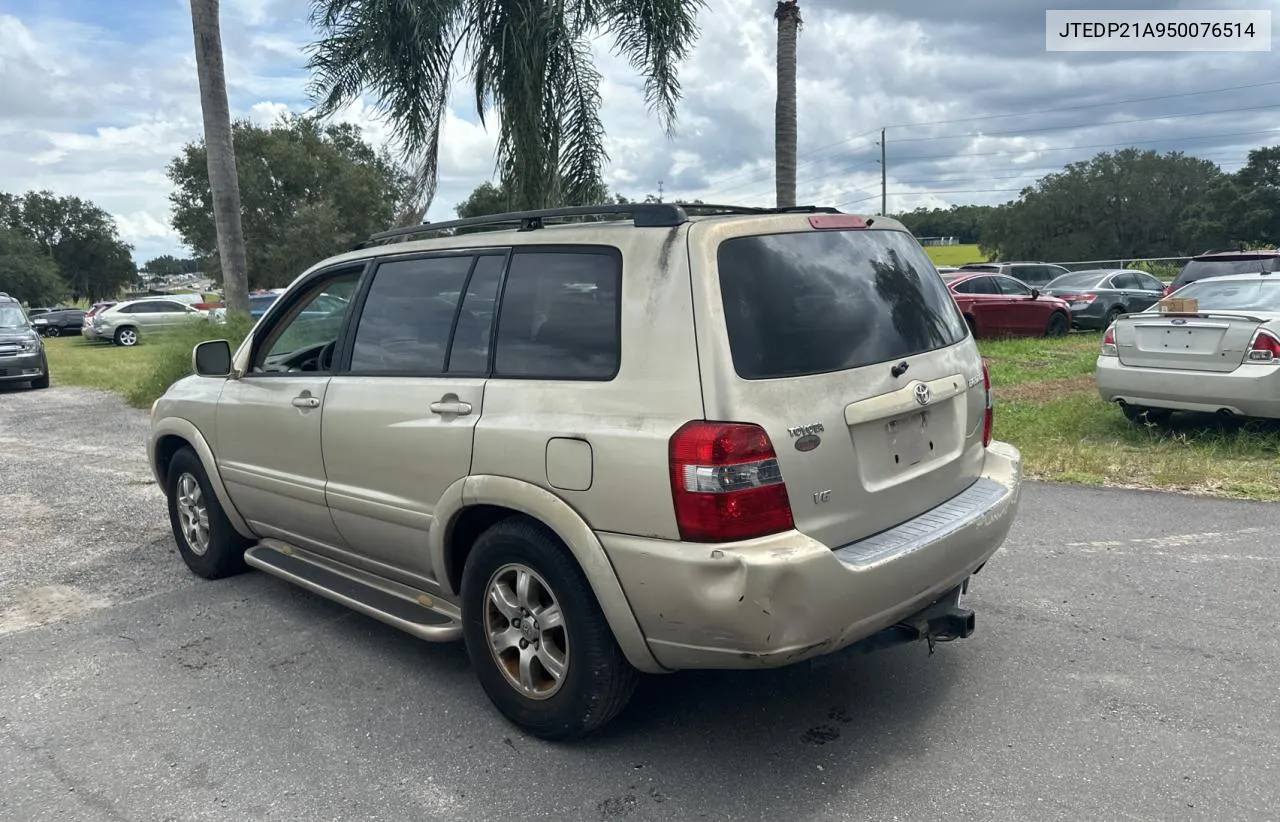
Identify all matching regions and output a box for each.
[942,272,1071,338]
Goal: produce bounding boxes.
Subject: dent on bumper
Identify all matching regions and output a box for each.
[601,441,1023,671]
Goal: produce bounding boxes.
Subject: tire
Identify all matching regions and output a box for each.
[45,326,60,338]
[114,326,138,347]
[460,518,639,740]
[30,365,50,390]
[1045,311,1069,337]
[165,447,251,579]
[1104,306,1123,328]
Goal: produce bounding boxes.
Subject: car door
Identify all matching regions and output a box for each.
[995,275,1049,334]
[1127,272,1165,311]
[214,265,365,556]
[959,275,1012,334]
[321,252,506,582]
[145,300,190,329]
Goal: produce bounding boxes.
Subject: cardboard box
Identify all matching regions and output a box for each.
[1158,297,1199,313]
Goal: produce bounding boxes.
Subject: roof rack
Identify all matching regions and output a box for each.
[356,203,843,248]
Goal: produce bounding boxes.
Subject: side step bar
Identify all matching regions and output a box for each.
[244,542,462,642]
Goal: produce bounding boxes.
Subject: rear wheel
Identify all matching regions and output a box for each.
[114,326,138,347]
[44,326,60,338]
[1045,311,1069,337]
[1105,306,1124,328]
[460,518,638,740]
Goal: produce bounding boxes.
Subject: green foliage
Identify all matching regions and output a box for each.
[305,0,706,214]
[894,204,996,245]
[142,255,200,276]
[980,149,1227,261]
[123,315,255,407]
[167,115,409,289]
[0,228,67,305]
[0,190,137,302]
[1127,260,1181,280]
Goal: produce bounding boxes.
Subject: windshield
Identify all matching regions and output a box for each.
[1047,271,1108,289]
[717,229,968,380]
[1152,279,1280,312]
[0,306,29,328]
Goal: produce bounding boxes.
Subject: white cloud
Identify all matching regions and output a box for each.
[1,0,1277,264]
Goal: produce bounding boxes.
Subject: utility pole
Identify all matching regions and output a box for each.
[657,180,664,202]
[880,128,887,215]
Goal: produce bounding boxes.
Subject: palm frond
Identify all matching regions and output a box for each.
[552,34,607,205]
[599,0,706,137]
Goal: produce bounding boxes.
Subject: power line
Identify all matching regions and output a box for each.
[886,102,1280,144]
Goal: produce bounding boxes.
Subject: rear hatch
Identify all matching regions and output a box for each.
[690,216,988,549]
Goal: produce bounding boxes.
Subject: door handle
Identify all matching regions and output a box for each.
[429,400,472,416]
[291,394,321,409]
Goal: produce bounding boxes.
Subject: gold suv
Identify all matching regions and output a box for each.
[147,204,1022,739]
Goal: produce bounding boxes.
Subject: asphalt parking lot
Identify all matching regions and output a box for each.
[2,384,1279,821]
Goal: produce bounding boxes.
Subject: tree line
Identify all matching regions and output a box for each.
[895,145,1280,262]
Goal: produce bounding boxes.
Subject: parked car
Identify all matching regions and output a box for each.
[147,204,1022,739]
[943,271,1072,338]
[1164,248,1280,296]
[29,307,86,337]
[1041,269,1166,330]
[1097,272,1280,423]
[209,293,281,324]
[86,297,206,346]
[958,261,1072,288]
[936,265,960,274]
[0,292,50,389]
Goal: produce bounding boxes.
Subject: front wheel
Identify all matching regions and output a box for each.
[460,518,638,740]
[165,447,251,579]
[1045,311,1069,337]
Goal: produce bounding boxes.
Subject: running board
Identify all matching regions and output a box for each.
[244,543,462,642]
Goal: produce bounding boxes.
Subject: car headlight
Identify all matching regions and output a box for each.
[19,337,40,351]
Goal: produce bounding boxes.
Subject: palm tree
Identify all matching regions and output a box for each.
[305,0,706,215]
[774,0,801,209]
[188,0,250,315]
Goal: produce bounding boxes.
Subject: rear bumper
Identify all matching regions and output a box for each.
[1067,301,1109,329]
[600,441,1022,670]
[1096,356,1280,418]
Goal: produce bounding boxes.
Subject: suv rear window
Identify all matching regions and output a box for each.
[1174,256,1279,288]
[717,229,968,380]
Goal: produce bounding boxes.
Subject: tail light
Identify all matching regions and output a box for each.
[1063,293,1096,303]
[981,359,993,448]
[1101,325,1117,357]
[1162,284,1174,297]
[669,421,794,542]
[1246,329,1280,363]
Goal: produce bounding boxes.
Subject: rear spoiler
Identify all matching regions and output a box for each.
[1118,311,1268,324]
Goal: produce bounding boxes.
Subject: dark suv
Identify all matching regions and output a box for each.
[1165,249,1280,296]
[959,261,1071,288]
[0,293,51,390]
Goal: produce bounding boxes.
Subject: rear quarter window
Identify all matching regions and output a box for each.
[716,229,968,380]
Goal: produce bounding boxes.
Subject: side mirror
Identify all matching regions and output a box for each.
[193,339,233,377]
[1030,288,1040,299]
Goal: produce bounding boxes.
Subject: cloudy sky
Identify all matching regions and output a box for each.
[2,0,1278,264]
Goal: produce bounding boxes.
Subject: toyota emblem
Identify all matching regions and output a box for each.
[914,383,931,406]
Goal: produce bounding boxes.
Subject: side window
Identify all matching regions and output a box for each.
[997,277,1031,296]
[154,301,186,312]
[349,255,473,374]
[493,249,621,380]
[120,303,149,314]
[965,276,1000,295]
[1139,274,1164,291]
[446,255,506,374]
[951,278,979,294]
[252,269,362,373]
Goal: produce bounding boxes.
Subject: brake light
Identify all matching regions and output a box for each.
[981,360,993,448]
[1246,329,1280,363]
[809,215,867,230]
[669,421,794,542]
[1101,325,1117,356]
[1062,293,1095,303]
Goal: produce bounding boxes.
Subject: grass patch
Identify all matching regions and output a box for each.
[44,316,251,408]
[924,244,987,267]
[980,333,1101,388]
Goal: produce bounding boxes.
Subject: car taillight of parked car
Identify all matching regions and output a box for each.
[1246,329,1280,363]
[1063,293,1095,303]
[1101,325,1118,357]
[668,421,794,542]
